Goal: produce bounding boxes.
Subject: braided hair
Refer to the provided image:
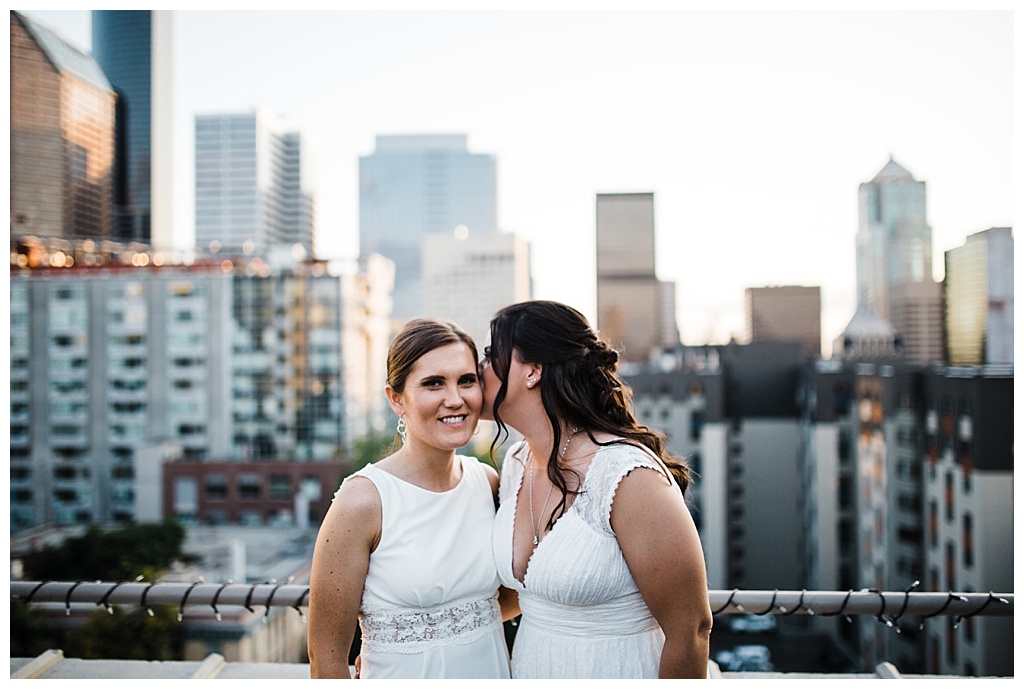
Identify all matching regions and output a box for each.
[487,300,692,528]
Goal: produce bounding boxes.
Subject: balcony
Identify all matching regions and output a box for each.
[10,582,1012,679]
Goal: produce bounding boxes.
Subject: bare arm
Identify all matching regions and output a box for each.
[611,467,713,679]
[498,585,521,621]
[307,477,381,679]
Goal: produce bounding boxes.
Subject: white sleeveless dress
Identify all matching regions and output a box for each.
[493,441,678,678]
[344,455,511,679]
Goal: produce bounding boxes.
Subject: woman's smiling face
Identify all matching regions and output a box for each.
[388,341,482,452]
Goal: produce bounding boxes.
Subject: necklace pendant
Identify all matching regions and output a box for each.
[533,536,539,546]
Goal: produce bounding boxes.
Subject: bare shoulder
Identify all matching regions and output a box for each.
[610,456,685,531]
[320,475,382,541]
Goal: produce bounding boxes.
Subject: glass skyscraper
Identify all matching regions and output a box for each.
[194,111,315,256]
[91,10,173,249]
[359,134,497,320]
[856,157,932,321]
[10,11,115,240]
[944,227,1014,365]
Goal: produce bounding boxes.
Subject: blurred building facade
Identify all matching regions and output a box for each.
[10,11,116,242]
[855,157,942,364]
[889,280,944,364]
[745,285,822,358]
[338,253,396,442]
[359,134,498,322]
[194,111,315,257]
[625,341,807,592]
[8,246,394,530]
[423,230,532,350]
[91,10,174,249]
[595,192,679,363]
[163,460,344,527]
[944,227,1014,366]
[856,157,933,320]
[624,344,1012,677]
[801,359,1011,676]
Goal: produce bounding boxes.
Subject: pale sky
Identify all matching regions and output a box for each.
[18,7,1016,354]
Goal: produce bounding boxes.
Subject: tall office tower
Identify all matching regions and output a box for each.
[745,285,822,358]
[10,12,115,240]
[423,230,532,350]
[889,280,944,364]
[944,227,1014,366]
[195,111,316,256]
[359,134,498,321]
[9,250,358,529]
[856,157,934,320]
[596,192,679,363]
[92,10,174,249]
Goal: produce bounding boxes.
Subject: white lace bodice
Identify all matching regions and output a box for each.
[493,440,679,677]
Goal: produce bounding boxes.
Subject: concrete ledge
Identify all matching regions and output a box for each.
[191,653,227,679]
[11,649,64,679]
[875,662,903,679]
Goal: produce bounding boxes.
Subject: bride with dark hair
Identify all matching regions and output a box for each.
[480,300,712,679]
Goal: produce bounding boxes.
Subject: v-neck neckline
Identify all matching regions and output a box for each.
[509,443,600,587]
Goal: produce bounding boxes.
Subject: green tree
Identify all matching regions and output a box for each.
[22,520,185,581]
[63,605,180,661]
[352,431,397,466]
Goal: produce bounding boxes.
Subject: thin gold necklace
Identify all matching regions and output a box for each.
[528,427,579,546]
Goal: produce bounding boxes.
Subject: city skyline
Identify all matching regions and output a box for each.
[18,8,1015,353]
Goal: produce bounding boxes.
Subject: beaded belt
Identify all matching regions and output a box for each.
[359,593,501,654]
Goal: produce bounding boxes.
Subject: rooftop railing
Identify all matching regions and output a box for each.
[11,581,1014,679]
[12,580,1012,626]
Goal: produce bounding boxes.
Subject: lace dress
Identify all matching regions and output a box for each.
[493,441,679,678]
[346,456,510,679]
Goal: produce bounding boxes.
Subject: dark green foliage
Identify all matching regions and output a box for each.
[10,600,180,661]
[10,600,61,658]
[21,520,186,581]
[63,605,180,660]
[351,431,397,466]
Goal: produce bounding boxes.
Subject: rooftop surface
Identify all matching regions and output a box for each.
[11,650,982,680]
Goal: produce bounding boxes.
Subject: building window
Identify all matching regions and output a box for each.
[928,500,938,548]
[944,472,954,522]
[240,511,262,526]
[205,475,228,500]
[175,477,198,516]
[238,474,261,500]
[962,513,973,568]
[689,411,704,440]
[960,453,973,493]
[301,476,323,501]
[946,617,957,664]
[945,541,956,591]
[269,474,291,500]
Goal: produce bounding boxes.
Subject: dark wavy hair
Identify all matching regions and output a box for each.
[487,300,692,527]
